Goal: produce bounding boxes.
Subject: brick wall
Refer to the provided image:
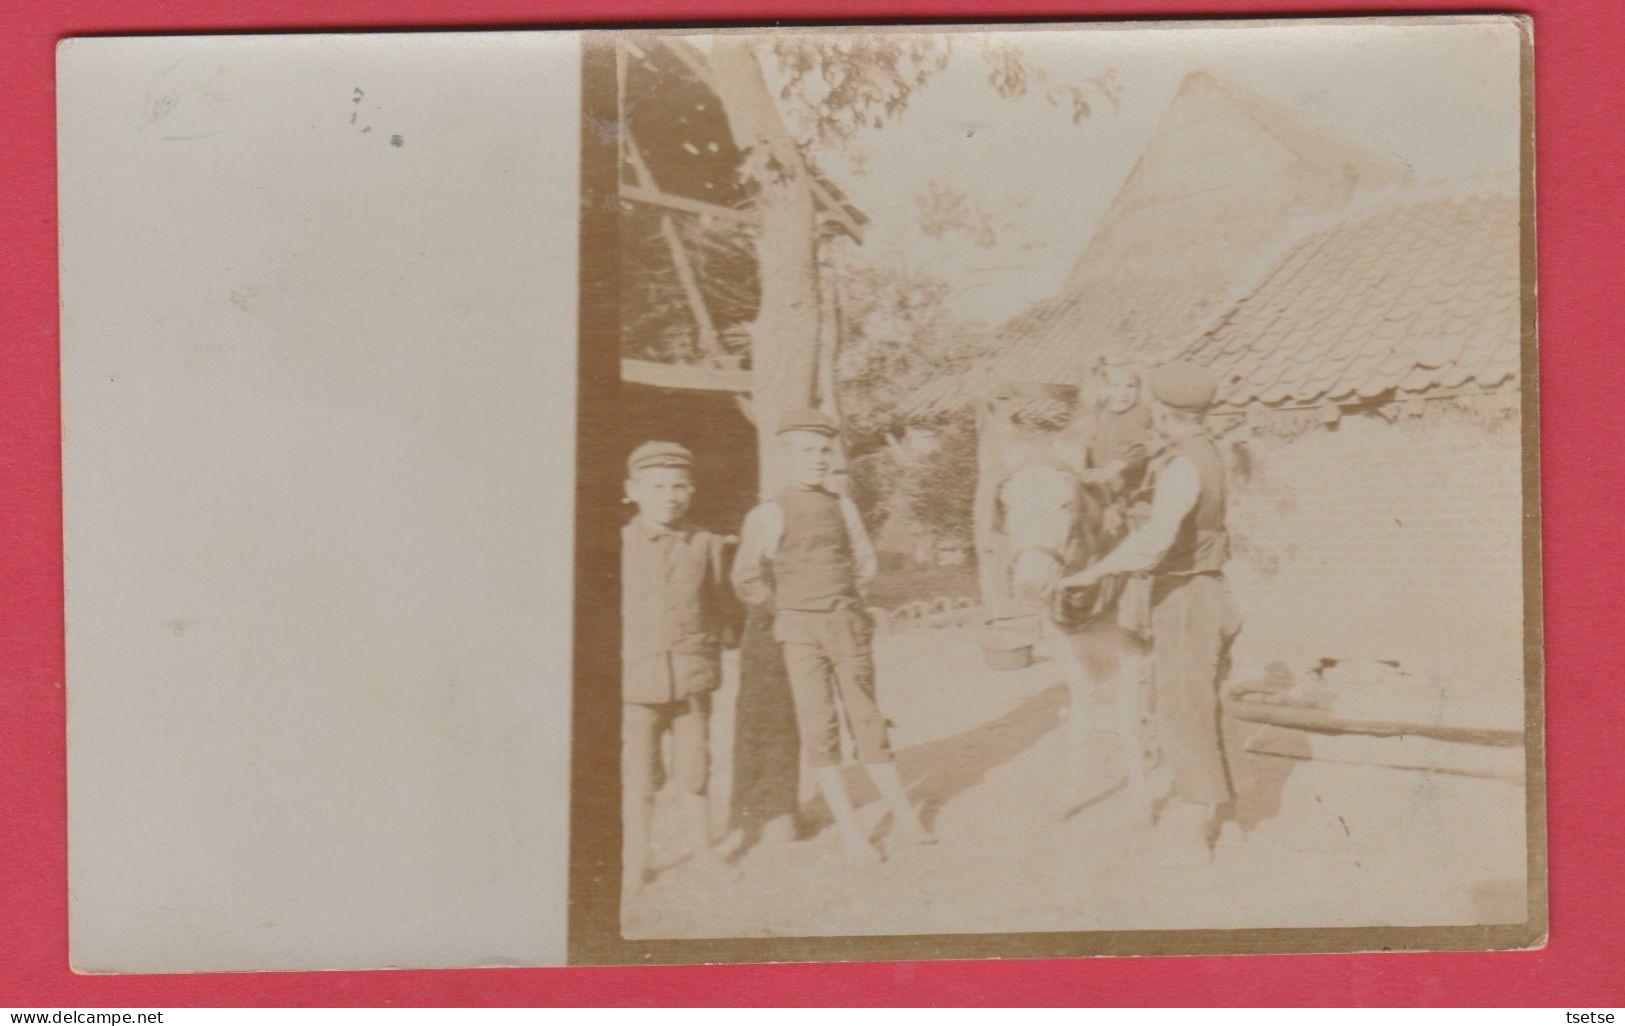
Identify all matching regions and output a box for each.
[1222,395,1525,695]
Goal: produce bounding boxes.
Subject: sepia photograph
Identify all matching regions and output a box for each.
[577,17,1541,960]
[27,0,1625,1001]
[50,16,1541,975]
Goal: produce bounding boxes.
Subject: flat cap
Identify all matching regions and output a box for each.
[775,406,840,437]
[1146,361,1218,412]
[626,440,694,474]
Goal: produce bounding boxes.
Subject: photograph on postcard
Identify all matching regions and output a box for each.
[572,17,1542,961]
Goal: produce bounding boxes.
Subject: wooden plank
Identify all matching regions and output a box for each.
[1246,725,1525,783]
[620,358,752,393]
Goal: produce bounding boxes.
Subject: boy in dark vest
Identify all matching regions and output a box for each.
[621,441,741,898]
[1059,362,1244,861]
[731,408,934,865]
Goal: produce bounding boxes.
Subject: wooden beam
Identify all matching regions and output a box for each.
[658,38,863,243]
[621,166,857,240]
[619,183,759,227]
[665,38,721,96]
[656,217,728,361]
[810,177,866,243]
[621,358,752,394]
[984,378,1081,403]
[973,387,1020,613]
[623,133,729,362]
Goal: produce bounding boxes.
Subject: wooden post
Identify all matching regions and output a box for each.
[973,380,1016,613]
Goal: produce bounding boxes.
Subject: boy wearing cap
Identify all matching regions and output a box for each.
[732,408,933,865]
[1059,361,1243,861]
[621,440,740,897]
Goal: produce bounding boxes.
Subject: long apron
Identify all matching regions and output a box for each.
[728,603,802,833]
[1151,573,1243,805]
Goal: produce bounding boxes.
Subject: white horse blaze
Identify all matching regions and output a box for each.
[1009,548,1062,604]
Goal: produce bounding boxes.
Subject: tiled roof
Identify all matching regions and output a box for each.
[896,69,1412,424]
[899,276,1234,424]
[998,275,1235,384]
[1179,191,1521,408]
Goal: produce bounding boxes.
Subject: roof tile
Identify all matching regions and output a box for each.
[1181,192,1520,407]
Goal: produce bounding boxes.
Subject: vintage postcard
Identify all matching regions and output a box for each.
[58,16,1539,973]
[576,17,1541,964]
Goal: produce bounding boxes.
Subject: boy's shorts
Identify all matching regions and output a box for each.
[622,693,711,797]
[774,602,893,769]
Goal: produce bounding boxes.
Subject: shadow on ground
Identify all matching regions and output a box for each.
[791,678,1310,841]
[796,682,1070,835]
[1224,712,1306,832]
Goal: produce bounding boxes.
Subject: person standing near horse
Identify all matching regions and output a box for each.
[620,441,742,899]
[1066,357,1154,501]
[731,407,935,865]
[1063,358,1158,638]
[1058,361,1244,860]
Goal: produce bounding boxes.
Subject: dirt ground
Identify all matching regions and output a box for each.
[624,624,1528,941]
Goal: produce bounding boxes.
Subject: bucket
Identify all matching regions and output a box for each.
[978,616,1039,671]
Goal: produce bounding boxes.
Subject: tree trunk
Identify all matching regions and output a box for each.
[708,38,822,498]
[816,258,841,426]
[816,249,852,491]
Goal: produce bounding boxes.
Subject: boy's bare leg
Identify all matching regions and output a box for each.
[758,813,798,847]
[814,765,882,864]
[680,792,741,883]
[622,789,653,899]
[621,703,659,901]
[1154,799,1216,865]
[866,761,936,844]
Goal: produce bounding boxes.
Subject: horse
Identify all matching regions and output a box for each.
[994,449,1157,819]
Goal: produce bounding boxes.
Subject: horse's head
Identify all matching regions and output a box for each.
[999,461,1095,610]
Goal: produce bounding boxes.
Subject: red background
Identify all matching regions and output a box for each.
[4,0,1620,1007]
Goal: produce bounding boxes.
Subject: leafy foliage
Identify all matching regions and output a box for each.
[845,447,898,538]
[896,416,980,546]
[846,416,980,552]
[769,35,952,145]
[916,181,1005,248]
[978,37,1121,124]
[767,33,1119,148]
[831,256,995,454]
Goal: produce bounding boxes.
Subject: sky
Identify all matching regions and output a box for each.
[723,18,1524,324]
